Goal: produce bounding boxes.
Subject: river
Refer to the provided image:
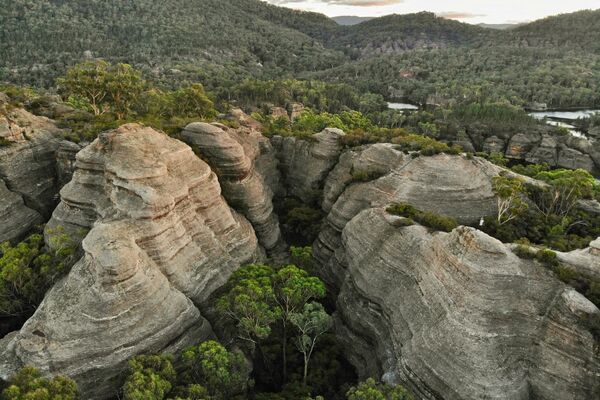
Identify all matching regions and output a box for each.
[387,102,419,111]
[528,109,600,139]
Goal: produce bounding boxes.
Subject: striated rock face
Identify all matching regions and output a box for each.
[557,238,600,280]
[557,145,596,171]
[55,140,85,188]
[0,107,62,242]
[181,122,287,260]
[506,133,540,159]
[0,124,262,399]
[315,150,502,288]
[333,208,600,400]
[482,135,506,153]
[272,128,346,203]
[0,180,44,243]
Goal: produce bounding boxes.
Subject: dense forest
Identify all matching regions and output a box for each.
[1,2,600,108]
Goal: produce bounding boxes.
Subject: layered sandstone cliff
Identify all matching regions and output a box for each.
[333,208,600,400]
[0,124,261,398]
[181,122,287,260]
[0,104,62,242]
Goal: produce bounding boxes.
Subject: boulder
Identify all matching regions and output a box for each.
[482,135,506,153]
[270,106,289,121]
[526,135,558,166]
[290,102,305,121]
[557,145,596,171]
[557,237,600,280]
[0,124,262,399]
[227,108,263,131]
[506,133,540,159]
[333,207,600,400]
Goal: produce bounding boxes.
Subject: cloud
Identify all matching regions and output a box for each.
[270,0,403,6]
[436,11,487,19]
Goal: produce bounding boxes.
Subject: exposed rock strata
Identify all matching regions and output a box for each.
[0,107,62,241]
[333,208,600,400]
[315,151,502,288]
[0,124,261,399]
[181,122,287,259]
[272,128,346,203]
[55,140,84,187]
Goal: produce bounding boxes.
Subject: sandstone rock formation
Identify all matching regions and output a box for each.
[556,238,600,280]
[0,106,62,242]
[272,128,346,203]
[332,208,600,400]
[181,122,287,260]
[55,140,84,188]
[0,124,262,399]
[315,150,502,288]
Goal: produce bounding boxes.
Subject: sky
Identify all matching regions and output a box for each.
[264,0,600,24]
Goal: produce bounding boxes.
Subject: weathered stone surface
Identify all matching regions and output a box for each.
[333,208,599,400]
[270,106,289,121]
[55,140,84,187]
[272,128,346,203]
[290,102,305,121]
[557,237,600,281]
[526,135,558,166]
[315,151,503,288]
[506,133,540,159]
[227,108,263,131]
[0,108,61,215]
[557,145,596,171]
[482,135,506,153]
[0,180,43,243]
[0,107,62,241]
[0,124,262,399]
[181,122,287,259]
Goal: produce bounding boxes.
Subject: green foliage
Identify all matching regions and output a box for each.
[0,232,74,318]
[277,198,325,246]
[230,80,385,114]
[391,134,462,156]
[346,378,413,400]
[492,175,528,225]
[54,62,218,142]
[123,355,176,400]
[181,341,249,399]
[290,302,332,385]
[349,168,387,183]
[217,264,281,347]
[1,366,78,400]
[386,203,458,232]
[58,61,144,119]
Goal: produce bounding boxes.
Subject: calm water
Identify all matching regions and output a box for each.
[529,109,600,121]
[388,102,419,111]
[528,109,600,139]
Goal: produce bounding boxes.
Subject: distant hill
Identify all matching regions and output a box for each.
[1,1,599,108]
[327,12,492,56]
[477,23,522,30]
[332,16,374,26]
[510,9,600,52]
[0,0,343,87]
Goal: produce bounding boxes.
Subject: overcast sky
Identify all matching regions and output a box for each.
[264,0,600,24]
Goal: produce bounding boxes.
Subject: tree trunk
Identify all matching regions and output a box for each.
[282,321,287,383]
[303,354,308,387]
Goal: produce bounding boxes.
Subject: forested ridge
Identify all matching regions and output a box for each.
[1,2,600,105]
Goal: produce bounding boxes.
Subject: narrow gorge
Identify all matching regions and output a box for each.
[0,101,598,399]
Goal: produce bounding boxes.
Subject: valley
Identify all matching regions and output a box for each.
[0,2,599,400]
